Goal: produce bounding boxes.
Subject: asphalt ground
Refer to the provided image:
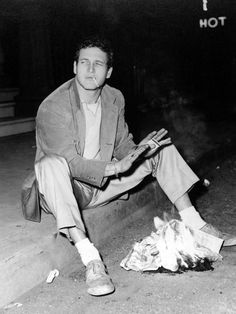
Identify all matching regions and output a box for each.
[0,112,235,310]
[2,148,236,314]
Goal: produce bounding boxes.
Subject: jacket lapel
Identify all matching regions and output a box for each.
[69,80,86,155]
[69,80,118,160]
[100,86,118,161]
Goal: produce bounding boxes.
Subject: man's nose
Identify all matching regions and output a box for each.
[88,63,95,73]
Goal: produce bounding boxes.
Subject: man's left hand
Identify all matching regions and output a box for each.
[138,128,172,157]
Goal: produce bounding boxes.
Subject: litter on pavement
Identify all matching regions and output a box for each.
[46,269,60,283]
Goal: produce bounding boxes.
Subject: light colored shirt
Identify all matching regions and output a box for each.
[81,97,101,160]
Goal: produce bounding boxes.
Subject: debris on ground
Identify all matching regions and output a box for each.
[203,178,210,187]
[46,269,60,284]
[3,302,23,310]
[120,218,222,273]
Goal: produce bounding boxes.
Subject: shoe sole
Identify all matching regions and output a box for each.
[223,239,236,247]
[87,285,115,297]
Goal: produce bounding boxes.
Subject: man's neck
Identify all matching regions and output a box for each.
[75,80,101,104]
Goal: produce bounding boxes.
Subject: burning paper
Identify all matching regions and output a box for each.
[120,218,222,273]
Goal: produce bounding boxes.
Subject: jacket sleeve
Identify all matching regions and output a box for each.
[36,104,108,188]
[113,94,136,160]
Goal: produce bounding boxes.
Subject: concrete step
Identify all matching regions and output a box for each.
[0,102,15,118]
[0,88,19,102]
[0,180,161,307]
[0,117,35,137]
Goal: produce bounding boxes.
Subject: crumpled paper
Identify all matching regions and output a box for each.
[120,218,222,273]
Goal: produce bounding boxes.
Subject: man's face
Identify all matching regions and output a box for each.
[73,47,113,91]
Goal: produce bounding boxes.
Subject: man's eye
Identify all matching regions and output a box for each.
[95,62,104,66]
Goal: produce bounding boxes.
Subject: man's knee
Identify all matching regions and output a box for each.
[152,144,177,162]
[35,154,69,172]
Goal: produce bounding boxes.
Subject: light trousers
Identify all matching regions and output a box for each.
[35,145,199,234]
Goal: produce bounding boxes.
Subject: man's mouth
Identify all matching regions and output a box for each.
[85,77,99,87]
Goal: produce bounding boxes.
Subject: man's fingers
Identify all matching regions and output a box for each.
[159,137,172,146]
[148,137,172,150]
[139,131,157,145]
[156,128,166,135]
[128,144,149,161]
[139,129,169,146]
[154,128,168,140]
[146,131,157,140]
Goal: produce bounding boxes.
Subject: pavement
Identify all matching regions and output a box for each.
[0,112,235,308]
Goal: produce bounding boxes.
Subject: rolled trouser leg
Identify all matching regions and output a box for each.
[150,144,199,204]
[35,155,86,234]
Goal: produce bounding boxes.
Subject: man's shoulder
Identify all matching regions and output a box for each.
[38,79,73,113]
[102,84,124,107]
[103,84,123,98]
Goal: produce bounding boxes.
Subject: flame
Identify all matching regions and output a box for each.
[120,219,222,273]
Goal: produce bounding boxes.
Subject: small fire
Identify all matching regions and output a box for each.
[120,218,222,273]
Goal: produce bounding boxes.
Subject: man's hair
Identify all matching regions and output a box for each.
[74,36,114,68]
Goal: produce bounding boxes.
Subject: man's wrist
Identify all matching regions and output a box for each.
[113,161,119,178]
[104,161,120,177]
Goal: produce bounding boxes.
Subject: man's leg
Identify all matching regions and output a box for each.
[88,145,199,211]
[86,145,198,212]
[88,158,154,208]
[90,144,236,246]
[35,155,114,296]
[149,145,206,229]
[152,144,236,246]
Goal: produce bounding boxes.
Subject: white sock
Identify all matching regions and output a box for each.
[179,206,206,229]
[75,238,101,266]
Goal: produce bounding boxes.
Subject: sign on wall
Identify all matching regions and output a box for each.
[199,0,226,28]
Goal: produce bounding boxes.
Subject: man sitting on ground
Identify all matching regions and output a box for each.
[32,36,236,296]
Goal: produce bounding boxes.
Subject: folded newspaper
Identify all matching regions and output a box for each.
[120,218,223,273]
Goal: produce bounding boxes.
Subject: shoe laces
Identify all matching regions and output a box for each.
[87,261,107,280]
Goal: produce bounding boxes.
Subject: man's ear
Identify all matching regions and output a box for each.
[73,61,77,75]
[106,67,113,79]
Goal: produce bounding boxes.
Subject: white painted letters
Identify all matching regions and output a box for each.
[199,16,227,28]
[203,0,208,11]
[199,19,208,28]
[208,17,218,28]
[218,16,227,26]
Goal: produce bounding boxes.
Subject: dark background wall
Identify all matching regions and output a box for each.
[0,0,235,120]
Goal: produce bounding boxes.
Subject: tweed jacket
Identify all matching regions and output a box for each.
[35,78,136,188]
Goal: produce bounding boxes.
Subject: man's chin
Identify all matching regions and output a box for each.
[84,86,99,91]
[75,79,103,91]
[78,83,98,91]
